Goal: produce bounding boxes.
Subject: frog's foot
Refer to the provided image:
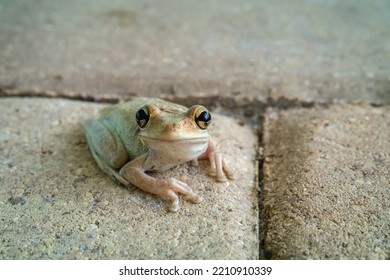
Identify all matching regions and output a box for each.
[208,151,234,182]
[198,141,234,182]
[159,178,200,212]
[120,160,201,212]
[200,141,234,182]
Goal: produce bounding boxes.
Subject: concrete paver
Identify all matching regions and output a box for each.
[0,0,389,104]
[263,104,390,259]
[0,98,258,259]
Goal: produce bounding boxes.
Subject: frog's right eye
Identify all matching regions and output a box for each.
[135,108,149,128]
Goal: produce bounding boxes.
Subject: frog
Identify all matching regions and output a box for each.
[84,98,234,212]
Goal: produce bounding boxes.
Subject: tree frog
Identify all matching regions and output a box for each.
[84,98,234,212]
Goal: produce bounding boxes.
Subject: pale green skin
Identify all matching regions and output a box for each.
[84,98,233,212]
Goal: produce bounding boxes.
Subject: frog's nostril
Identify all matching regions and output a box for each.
[165,123,180,133]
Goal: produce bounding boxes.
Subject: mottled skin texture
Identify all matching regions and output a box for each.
[84,98,233,211]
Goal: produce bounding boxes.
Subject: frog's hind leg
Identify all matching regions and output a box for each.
[88,144,129,185]
[84,119,129,185]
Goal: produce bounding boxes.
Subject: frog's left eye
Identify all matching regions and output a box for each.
[195,110,211,130]
[135,108,149,128]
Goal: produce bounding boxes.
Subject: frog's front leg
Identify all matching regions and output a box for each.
[119,154,200,212]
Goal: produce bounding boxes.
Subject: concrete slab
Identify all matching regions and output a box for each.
[262,104,389,259]
[1,0,389,104]
[0,98,258,259]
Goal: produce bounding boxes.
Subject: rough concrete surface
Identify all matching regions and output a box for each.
[263,104,390,259]
[1,0,389,104]
[1,0,389,261]
[0,98,258,259]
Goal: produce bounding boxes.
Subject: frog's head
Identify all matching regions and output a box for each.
[135,102,211,161]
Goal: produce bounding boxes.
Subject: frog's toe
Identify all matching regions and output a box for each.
[162,189,180,212]
[208,168,217,177]
[216,175,227,183]
[170,178,199,204]
[222,159,235,181]
[183,194,202,204]
[162,178,200,209]
[169,200,180,212]
[226,172,235,180]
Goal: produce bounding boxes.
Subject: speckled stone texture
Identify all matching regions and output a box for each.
[263,104,390,259]
[0,98,258,259]
[1,0,389,104]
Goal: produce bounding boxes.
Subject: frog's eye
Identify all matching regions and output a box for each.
[195,110,211,130]
[135,108,149,128]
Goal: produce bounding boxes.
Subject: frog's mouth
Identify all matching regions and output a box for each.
[140,136,209,161]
